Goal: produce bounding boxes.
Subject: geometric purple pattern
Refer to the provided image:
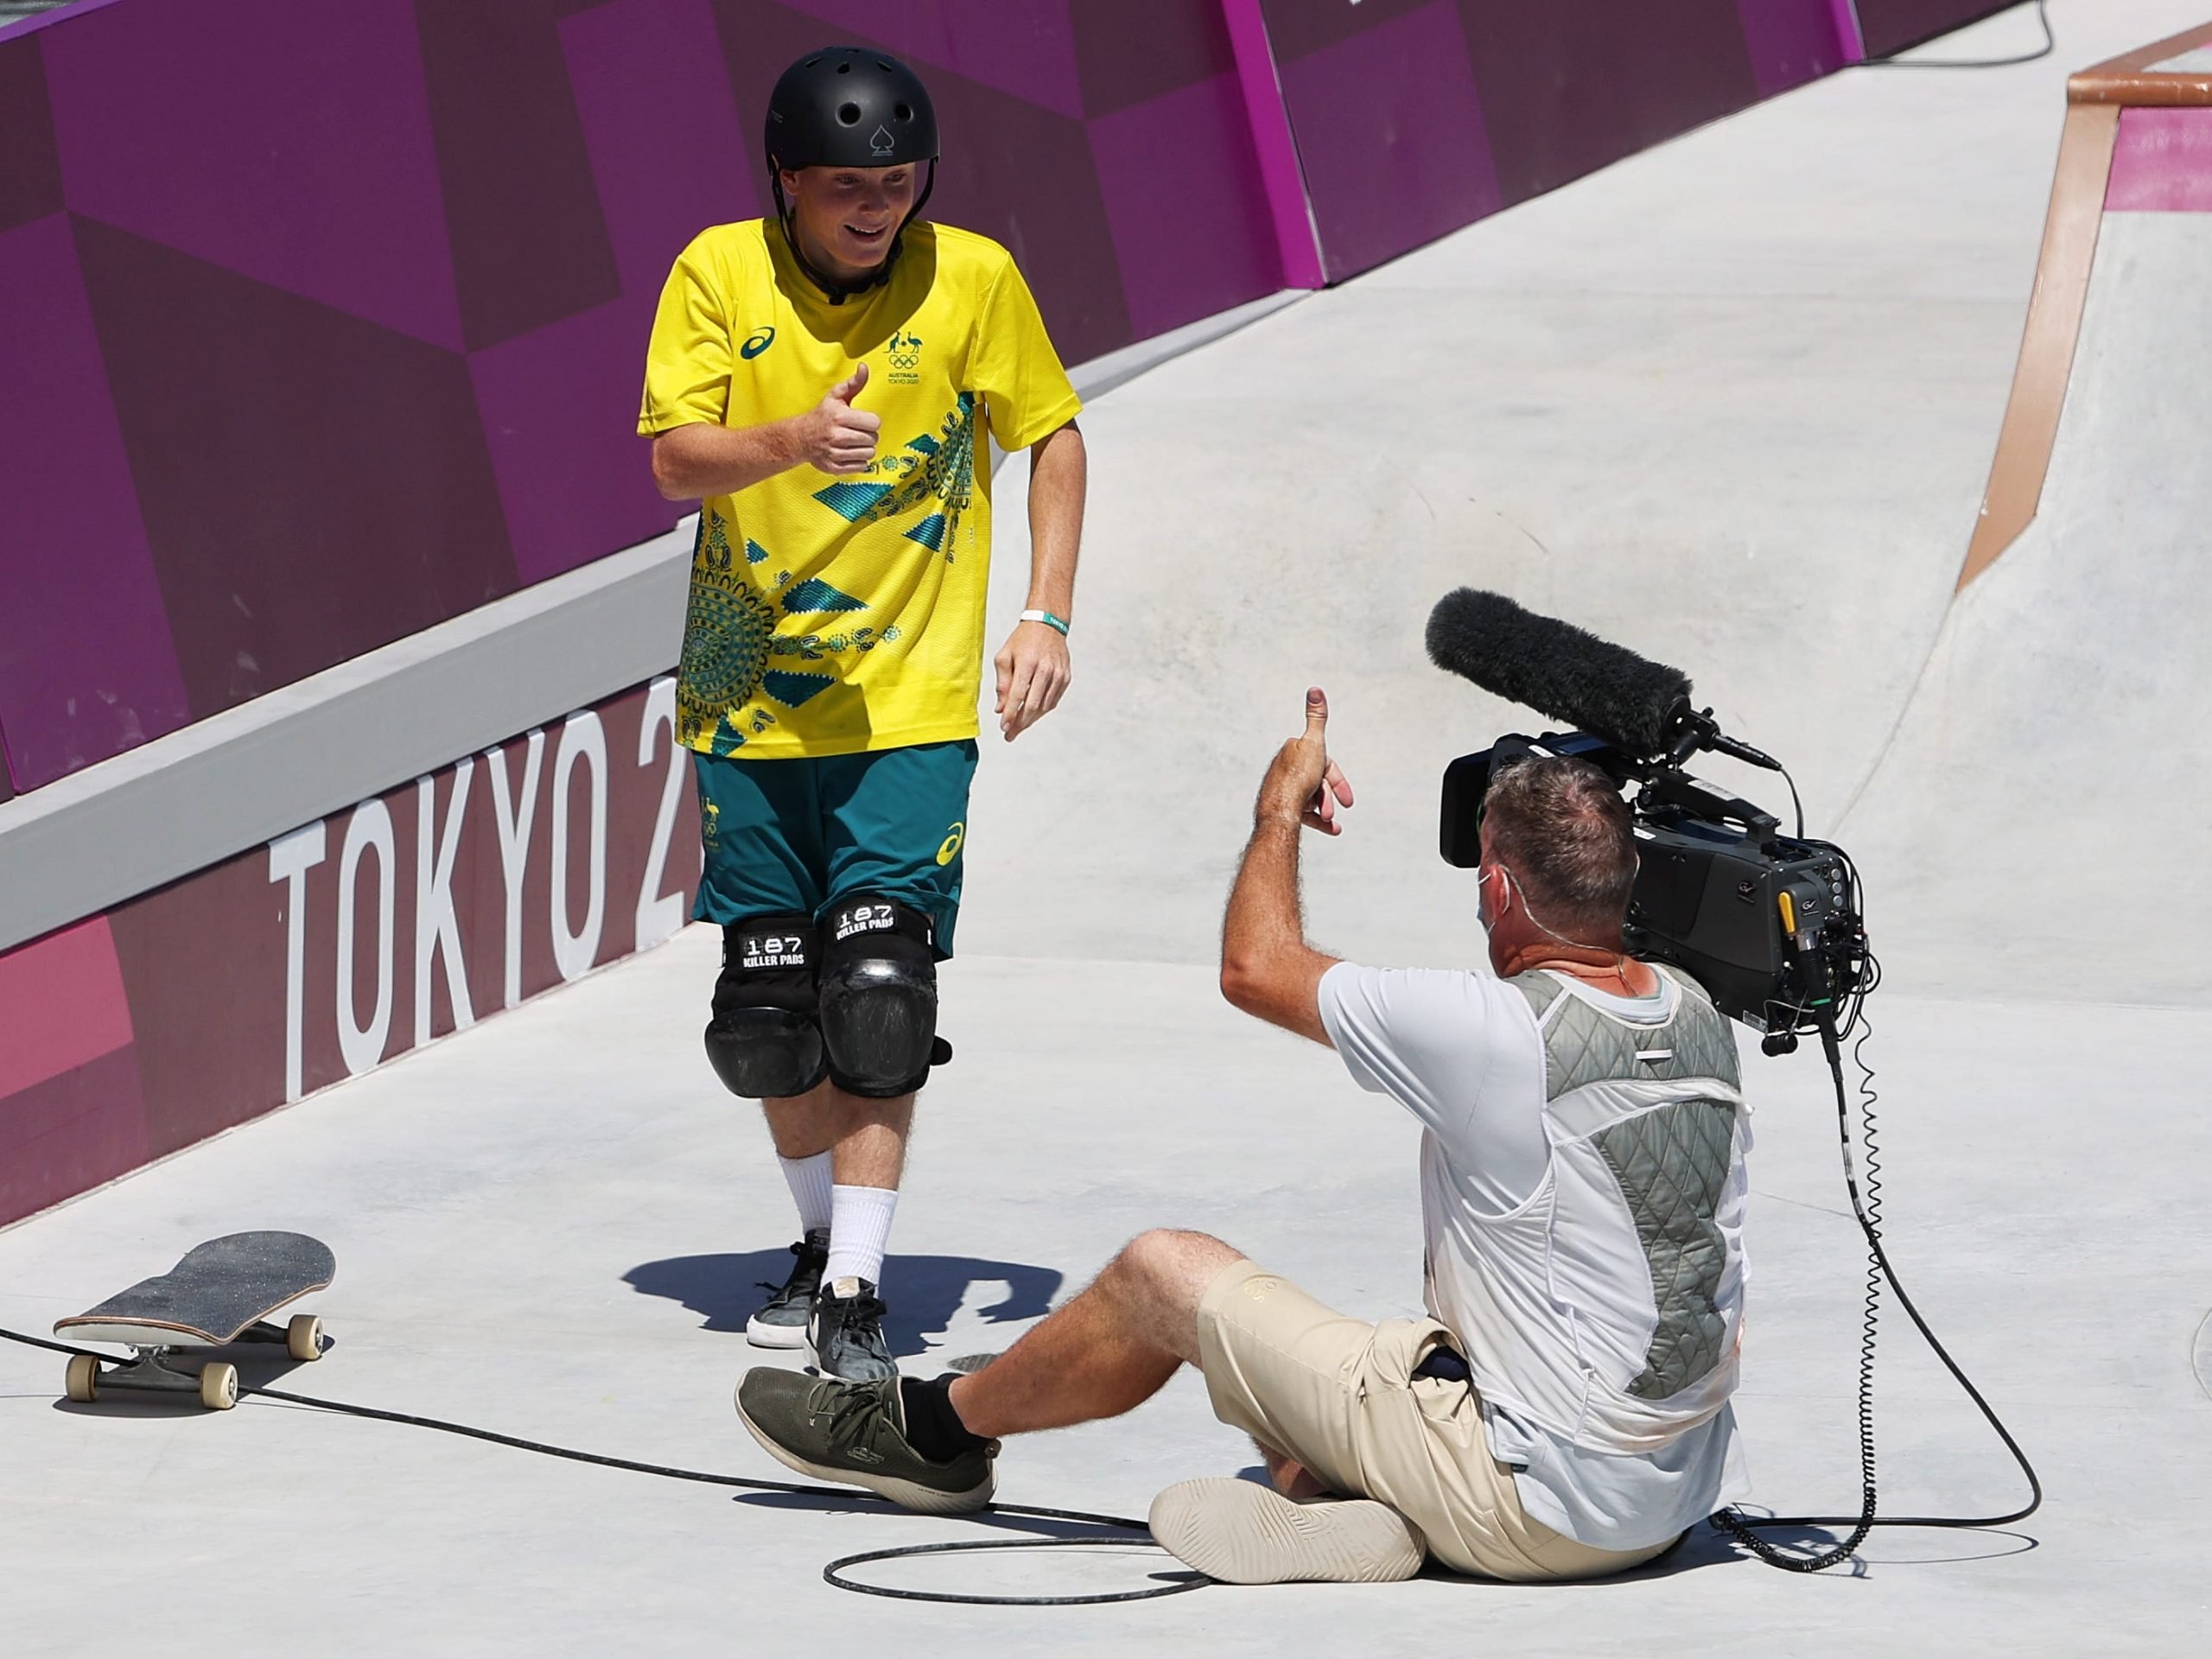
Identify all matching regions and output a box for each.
[1262,0,1828,280]
[1276,3,1503,284]
[0,34,61,236]
[1090,73,1278,340]
[1456,0,1760,207]
[1735,0,1851,99]
[0,213,188,791]
[416,3,624,352]
[1,0,1282,798]
[72,215,518,721]
[1853,0,2010,60]
[780,0,1089,119]
[41,0,467,349]
[3,0,1948,799]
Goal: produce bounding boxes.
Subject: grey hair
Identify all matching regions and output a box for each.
[1482,755,1637,939]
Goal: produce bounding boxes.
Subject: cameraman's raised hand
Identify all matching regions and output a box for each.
[1255,687,1355,836]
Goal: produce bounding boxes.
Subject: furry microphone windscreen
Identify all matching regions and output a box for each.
[1424,589,1691,758]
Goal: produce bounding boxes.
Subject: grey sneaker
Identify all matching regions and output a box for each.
[734,1368,996,1514]
[745,1230,829,1349]
[1147,1478,1426,1584]
[807,1274,895,1381]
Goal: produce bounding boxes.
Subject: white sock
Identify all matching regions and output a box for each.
[778,1153,834,1236]
[824,1185,899,1289]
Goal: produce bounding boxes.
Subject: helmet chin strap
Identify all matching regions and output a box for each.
[770,160,938,306]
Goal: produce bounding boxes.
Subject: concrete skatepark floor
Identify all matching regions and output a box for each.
[5,4,2209,1651]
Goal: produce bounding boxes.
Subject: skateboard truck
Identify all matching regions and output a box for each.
[56,1231,335,1413]
[65,1317,327,1411]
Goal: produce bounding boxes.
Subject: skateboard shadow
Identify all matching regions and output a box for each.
[44,1340,327,1416]
[623,1251,1063,1359]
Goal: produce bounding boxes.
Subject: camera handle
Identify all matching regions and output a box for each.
[1633,768,1782,849]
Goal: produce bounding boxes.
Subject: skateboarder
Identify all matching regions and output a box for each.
[639,47,1086,1380]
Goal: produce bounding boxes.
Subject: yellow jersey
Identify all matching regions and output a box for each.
[639,219,1080,759]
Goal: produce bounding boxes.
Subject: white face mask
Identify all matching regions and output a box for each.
[1478,862,1512,930]
[1482,862,1618,958]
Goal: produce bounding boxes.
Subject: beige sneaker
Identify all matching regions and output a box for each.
[1148,1478,1426,1585]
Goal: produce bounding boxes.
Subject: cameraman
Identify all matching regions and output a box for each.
[736,690,1751,1585]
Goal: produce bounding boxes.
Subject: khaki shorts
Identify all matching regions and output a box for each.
[1196,1259,1680,1583]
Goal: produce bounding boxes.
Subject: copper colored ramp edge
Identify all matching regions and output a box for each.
[1957,101,2117,591]
[1959,19,2212,589]
[2069,16,2212,105]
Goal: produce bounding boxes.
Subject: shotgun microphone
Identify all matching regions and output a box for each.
[1423,589,1779,771]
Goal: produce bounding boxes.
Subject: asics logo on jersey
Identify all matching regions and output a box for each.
[741,326,777,359]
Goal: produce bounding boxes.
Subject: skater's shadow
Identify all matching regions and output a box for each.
[624,1251,1062,1358]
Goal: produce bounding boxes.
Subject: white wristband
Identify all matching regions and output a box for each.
[1019,609,1071,636]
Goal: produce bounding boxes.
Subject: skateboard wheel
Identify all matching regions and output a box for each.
[65,1353,99,1403]
[200,1362,239,1411]
[286,1313,324,1362]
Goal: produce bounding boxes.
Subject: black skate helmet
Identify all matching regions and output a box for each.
[765,47,939,302]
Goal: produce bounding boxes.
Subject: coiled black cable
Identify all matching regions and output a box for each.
[1710,1005,2043,1568]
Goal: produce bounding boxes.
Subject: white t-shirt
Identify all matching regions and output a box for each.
[1317,961,1750,1551]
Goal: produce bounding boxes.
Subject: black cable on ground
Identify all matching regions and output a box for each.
[238,1383,1203,1605]
[823,1539,1202,1605]
[1,1015,2040,1594]
[0,1325,1198,1606]
[1709,1009,2043,1568]
[240,1383,1205,1605]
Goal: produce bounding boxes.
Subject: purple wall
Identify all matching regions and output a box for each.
[1854,0,2014,60]
[0,673,701,1227]
[1259,0,1854,282]
[0,0,1281,797]
[0,0,1921,804]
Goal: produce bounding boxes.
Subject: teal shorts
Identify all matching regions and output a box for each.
[692,741,976,957]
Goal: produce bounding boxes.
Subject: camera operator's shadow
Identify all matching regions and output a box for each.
[624,1250,1062,1359]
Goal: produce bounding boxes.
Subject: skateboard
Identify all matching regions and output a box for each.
[54,1231,335,1411]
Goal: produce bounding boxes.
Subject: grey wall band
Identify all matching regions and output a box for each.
[0,291,1307,956]
[0,530,691,955]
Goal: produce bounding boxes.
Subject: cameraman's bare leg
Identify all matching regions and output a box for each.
[760,1081,912,1187]
[949,1230,1240,1437]
[1257,1442,1331,1499]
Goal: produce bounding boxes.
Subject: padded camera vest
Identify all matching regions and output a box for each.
[1446,966,1750,1454]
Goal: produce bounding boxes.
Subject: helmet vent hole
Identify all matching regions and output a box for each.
[894,102,911,120]
[875,59,892,71]
[835,60,850,73]
[837,101,861,125]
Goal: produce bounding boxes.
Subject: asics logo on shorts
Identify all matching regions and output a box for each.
[936,822,965,867]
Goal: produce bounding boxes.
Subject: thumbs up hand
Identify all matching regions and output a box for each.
[1255,686,1355,836]
[795,360,880,475]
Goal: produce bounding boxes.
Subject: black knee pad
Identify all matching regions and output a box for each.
[817,896,940,1098]
[703,915,828,1099]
